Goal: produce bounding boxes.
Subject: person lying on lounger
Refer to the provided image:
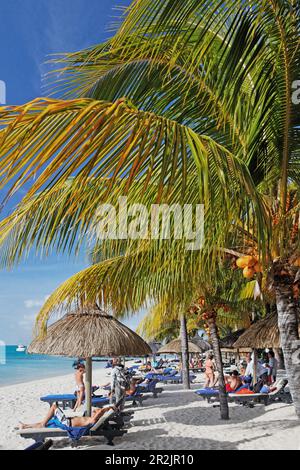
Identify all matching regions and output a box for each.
[19,403,117,430]
[125,378,140,396]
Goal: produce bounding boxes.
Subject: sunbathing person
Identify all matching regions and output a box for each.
[19,403,116,430]
[225,370,243,392]
[125,379,139,396]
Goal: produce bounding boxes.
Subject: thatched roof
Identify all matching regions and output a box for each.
[149,341,162,354]
[219,329,246,349]
[158,338,202,354]
[233,312,300,349]
[221,347,252,354]
[28,306,151,357]
[190,335,211,352]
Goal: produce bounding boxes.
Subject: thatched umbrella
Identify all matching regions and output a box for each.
[220,329,246,350]
[219,330,251,364]
[158,338,202,354]
[233,312,300,349]
[28,306,151,416]
[191,335,211,352]
[148,341,162,359]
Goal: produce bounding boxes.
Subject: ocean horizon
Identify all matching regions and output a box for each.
[0,345,108,387]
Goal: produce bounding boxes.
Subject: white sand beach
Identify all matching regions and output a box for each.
[0,366,299,451]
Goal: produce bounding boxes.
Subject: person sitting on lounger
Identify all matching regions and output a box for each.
[19,403,116,430]
[125,378,139,396]
[225,370,243,392]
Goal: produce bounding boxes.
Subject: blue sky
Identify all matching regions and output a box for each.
[0,0,145,344]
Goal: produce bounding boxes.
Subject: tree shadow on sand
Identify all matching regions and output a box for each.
[163,403,266,426]
[86,432,240,451]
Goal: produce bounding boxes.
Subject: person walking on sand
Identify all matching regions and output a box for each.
[204,353,216,388]
[110,357,127,410]
[73,361,86,411]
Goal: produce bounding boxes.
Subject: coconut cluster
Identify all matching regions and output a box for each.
[236,255,262,279]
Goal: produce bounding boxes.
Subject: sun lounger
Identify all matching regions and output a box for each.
[18,408,127,447]
[228,379,290,407]
[144,369,177,380]
[92,392,148,408]
[41,394,79,409]
[195,384,250,402]
[157,373,196,384]
[40,391,148,409]
[136,380,163,398]
[195,387,221,403]
[24,439,53,451]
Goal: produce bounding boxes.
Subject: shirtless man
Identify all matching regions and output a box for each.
[73,362,86,411]
[19,403,116,430]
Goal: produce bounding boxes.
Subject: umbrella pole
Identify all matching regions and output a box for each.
[86,357,92,417]
[253,349,257,386]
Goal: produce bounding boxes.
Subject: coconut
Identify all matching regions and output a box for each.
[243,266,255,279]
[254,262,263,273]
[236,255,257,269]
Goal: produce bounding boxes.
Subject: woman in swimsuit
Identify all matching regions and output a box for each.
[204,354,216,388]
[19,403,117,430]
[73,362,86,411]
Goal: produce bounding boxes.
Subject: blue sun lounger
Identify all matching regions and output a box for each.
[93,391,148,407]
[145,369,177,381]
[40,390,148,410]
[195,388,220,403]
[195,385,250,403]
[145,371,196,384]
[136,379,163,398]
[163,373,196,383]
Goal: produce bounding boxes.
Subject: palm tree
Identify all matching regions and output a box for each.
[31,248,253,418]
[0,1,299,416]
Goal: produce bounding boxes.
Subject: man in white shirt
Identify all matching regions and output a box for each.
[245,354,268,380]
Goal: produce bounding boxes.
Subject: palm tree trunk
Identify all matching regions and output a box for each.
[208,319,229,420]
[274,348,285,370]
[180,314,190,390]
[275,279,300,418]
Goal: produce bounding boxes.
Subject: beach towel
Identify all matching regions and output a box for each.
[235,388,255,395]
[47,417,92,441]
[195,388,219,397]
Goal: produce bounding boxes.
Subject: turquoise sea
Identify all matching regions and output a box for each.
[0,345,107,387]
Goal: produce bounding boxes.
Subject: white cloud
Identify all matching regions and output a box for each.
[24,296,50,309]
[18,313,37,328]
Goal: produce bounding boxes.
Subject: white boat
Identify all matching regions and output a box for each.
[16,344,26,352]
